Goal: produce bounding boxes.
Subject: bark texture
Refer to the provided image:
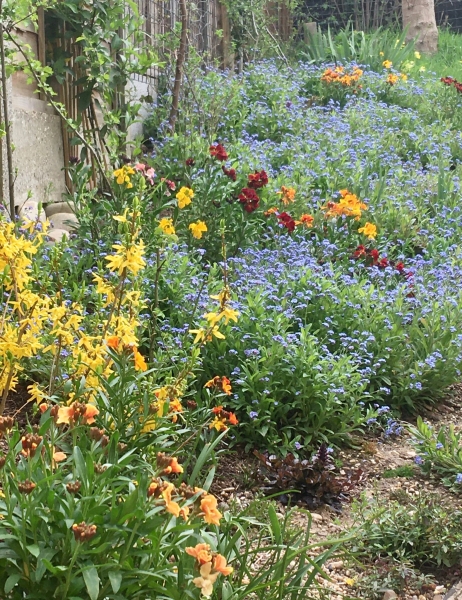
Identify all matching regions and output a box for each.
[402,0,438,54]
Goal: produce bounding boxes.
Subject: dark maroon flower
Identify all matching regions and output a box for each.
[210,143,228,161]
[369,249,379,264]
[186,158,195,167]
[277,211,296,233]
[247,169,269,189]
[353,244,367,258]
[222,165,237,181]
[238,187,260,213]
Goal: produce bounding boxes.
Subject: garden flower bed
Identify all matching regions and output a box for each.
[3,50,462,598]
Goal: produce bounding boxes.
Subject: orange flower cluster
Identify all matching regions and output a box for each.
[296,214,314,227]
[72,521,97,542]
[105,337,148,372]
[321,65,363,86]
[21,432,43,458]
[156,452,183,476]
[322,189,367,220]
[147,479,222,525]
[204,376,232,395]
[53,402,99,426]
[209,406,238,432]
[186,543,233,597]
[277,186,296,205]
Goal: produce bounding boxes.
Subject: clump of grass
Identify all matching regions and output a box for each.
[382,465,416,479]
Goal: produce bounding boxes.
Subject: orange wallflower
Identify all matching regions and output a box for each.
[213,554,233,576]
[132,347,147,371]
[56,403,99,426]
[201,494,222,525]
[277,186,296,205]
[204,376,232,395]
[186,543,213,565]
[106,336,120,349]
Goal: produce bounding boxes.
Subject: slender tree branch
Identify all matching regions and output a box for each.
[168,0,187,132]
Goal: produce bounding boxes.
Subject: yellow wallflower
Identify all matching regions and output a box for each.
[113,165,135,189]
[158,218,175,235]
[189,221,207,239]
[176,187,194,209]
[414,51,421,59]
[382,60,392,69]
[358,222,377,239]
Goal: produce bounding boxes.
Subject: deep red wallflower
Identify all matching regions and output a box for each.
[378,257,389,268]
[395,261,405,273]
[441,76,456,86]
[247,169,268,189]
[238,187,260,213]
[369,249,379,263]
[353,245,367,258]
[210,143,228,161]
[185,158,195,167]
[277,211,296,232]
[222,165,237,181]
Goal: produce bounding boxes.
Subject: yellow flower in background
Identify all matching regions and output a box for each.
[176,186,195,209]
[189,220,208,239]
[379,51,384,56]
[400,73,408,82]
[382,60,392,69]
[358,222,377,239]
[414,51,421,59]
[419,66,426,72]
[158,218,175,235]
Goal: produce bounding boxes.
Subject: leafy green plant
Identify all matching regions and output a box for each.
[301,25,416,72]
[409,416,462,490]
[382,465,415,479]
[350,491,462,567]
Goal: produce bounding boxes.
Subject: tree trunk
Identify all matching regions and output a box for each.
[402,0,438,54]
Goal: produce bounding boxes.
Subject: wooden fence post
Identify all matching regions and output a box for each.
[218,1,233,69]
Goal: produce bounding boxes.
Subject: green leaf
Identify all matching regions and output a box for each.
[5,574,21,594]
[108,570,122,593]
[268,504,281,544]
[26,543,40,557]
[82,565,100,600]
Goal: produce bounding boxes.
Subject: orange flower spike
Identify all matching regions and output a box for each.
[168,456,183,474]
[53,451,67,463]
[213,553,234,576]
[179,505,190,521]
[186,543,213,565]
[212,406,223,414]
[106,336,120,350]
[39,403,49,413]
[201,494,222,525]
[162,482,181,517]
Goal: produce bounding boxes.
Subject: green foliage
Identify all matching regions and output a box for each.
[350,492,462,568]
[300,26,416,71]
[382,465,415,479]
[409,416,462,490]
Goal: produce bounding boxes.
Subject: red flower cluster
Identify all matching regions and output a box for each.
[441,76,462,93]
[247,169,268,189]
[222,165,237,181]
[277,211,296,232]
[238,187,260,213]
[353,245,406,272]
[210,143,228,161]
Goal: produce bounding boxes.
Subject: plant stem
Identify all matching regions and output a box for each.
[168,0,187,132]
[0,2,15,217]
